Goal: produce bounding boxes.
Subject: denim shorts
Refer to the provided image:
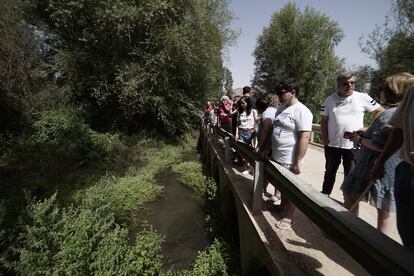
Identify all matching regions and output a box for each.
[238,129,253,143]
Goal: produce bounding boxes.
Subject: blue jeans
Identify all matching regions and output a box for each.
[395,161,414,250]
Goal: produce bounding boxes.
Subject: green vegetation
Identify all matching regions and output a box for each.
[171,161,216,197]
[360,0,414,96]
[169,149,236,276]
[0,0,238,273]
[8,195,163,275]
[22,0,236,136]
[1,132,236,275]
[2,0,412,274]
[177,239,230,276]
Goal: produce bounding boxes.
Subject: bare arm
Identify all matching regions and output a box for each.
[292,131,311,174]
[370,128,404,180]
[372,106,385,119]
[256,118,273,158]
[320,116,329,147]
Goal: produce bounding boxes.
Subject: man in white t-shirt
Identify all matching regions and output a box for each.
[320,73,384,195]
[271,79,313,229]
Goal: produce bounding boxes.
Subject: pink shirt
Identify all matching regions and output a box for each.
[219,103,232,124]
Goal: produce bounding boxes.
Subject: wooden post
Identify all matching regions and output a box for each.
[252,160,264,215]
[224,136,231,163]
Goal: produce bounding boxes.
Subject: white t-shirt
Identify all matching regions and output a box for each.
[238,109,257,130]
[320,91,381,149]
[271,102,313,165]
[262,107,277,120]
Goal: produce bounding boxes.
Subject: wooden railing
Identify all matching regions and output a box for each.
[310,123,322,146]
[201,121,414,275]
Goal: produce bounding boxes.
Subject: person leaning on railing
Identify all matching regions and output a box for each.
[270,78,313,229]
[342,72,414,237]
[370,83,414,251]
[252,93,280,204]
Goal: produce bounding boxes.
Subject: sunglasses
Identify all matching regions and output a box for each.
[343,81,355,86]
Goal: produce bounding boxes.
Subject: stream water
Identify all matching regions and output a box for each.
[138,169,210,270]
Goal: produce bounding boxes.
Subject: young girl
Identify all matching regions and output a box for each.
[237,96,258,146]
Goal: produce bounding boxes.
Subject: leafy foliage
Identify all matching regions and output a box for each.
[23,0,236,136]
[252,3,344,116]
[170,239,229,276]
[8,194,163,275]
[10,108,124,170]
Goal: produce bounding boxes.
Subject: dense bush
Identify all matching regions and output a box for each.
[11,108,124,169]
[8,194,163,275]
[24,0,236,136]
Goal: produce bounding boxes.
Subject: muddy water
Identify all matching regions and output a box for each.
[139,169,210,270]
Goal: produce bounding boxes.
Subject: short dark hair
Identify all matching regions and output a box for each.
[275,78,300,97]
[242,86,251,95]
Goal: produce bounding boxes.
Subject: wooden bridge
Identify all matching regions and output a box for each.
[199,123,414,275]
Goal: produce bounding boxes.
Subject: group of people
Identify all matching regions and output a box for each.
[205,71,414,251]
[321,72,414,251]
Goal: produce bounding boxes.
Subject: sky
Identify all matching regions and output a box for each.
[226,0,394,88]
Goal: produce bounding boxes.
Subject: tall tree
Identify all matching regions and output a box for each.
[360,0,414,94]
[23,0,236,136]
[222,66,233,96]
[252,3,344,115]
[0,0,41,134]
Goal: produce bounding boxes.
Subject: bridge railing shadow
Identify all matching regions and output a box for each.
[201,121,414,276]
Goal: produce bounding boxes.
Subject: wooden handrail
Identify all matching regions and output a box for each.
[205,122,414,275]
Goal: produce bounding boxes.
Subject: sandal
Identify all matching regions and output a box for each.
[269,195,281,206]
[275,218,293,230]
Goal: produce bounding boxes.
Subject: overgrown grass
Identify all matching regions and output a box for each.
[1,130,238,275]
[171,161,216,197]
[71,138,183,222]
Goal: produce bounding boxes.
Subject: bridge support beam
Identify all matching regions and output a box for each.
[252,161,264,215]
